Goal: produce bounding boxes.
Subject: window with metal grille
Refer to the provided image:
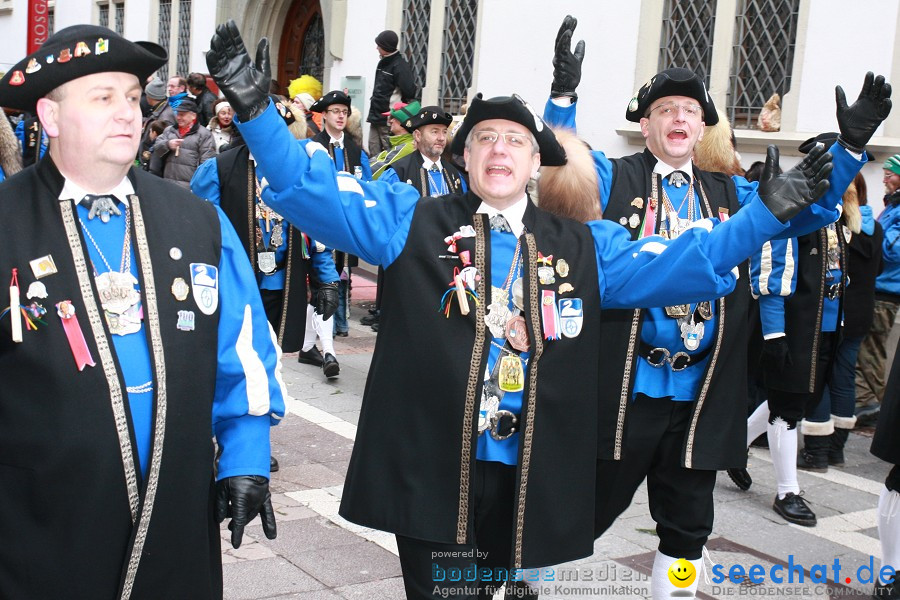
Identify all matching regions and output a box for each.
[157,0,172,80]
[99,4,109,28]
[658,0,716,87]
[728,0,800,128]
[114,2,125,35]
[176,0,192,77]
[401,0,430,93]
[299,13,324,82]
[439,0,477,114]
[48,5,54,35]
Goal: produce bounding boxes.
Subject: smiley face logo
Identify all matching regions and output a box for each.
[667,558,696,588]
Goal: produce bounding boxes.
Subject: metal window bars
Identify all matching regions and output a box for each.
[439,0,477,115]
[728,0,800,129]
[401,0,431,95]
[658,0,716,88]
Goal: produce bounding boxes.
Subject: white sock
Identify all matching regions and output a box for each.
[747,401,769,447]
[651,550,703,599]
[317,314,336,356]
[768,418,799,499]
[301,305,316,352]
[879,486,900,580]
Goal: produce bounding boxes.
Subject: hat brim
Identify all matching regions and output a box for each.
[449,94,566,166]
[625,68,718,125]
[310,91,352,114]
[0,26,167,112]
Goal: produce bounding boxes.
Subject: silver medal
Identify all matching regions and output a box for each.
[257,251,277,274]
[680,318,704,351]
[270,222,284,248]
[478,390,500,434]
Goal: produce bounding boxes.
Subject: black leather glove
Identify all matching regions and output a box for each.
[550,15,585,100]
[758,144,832,223]
[762,336,792,373]
[215,475,277,549]
[207,20,271,122]
[314,281,340,321]
[835,71,892,153]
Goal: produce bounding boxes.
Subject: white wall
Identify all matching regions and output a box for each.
[474,0,641,162]
[327,0,390,139]
[0,7,29,73]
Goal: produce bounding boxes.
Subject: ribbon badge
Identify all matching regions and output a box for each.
[56,300,96,371]
[190,263,219,316]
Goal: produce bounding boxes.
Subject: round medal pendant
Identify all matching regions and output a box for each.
[478,392,500,433]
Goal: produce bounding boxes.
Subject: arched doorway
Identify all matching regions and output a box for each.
[278,0,324,94]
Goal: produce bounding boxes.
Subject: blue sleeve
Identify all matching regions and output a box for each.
[883,218,900,263]
[749,236,796,336]
[0,166,5,183]
[360,151,374,180]
[743,142,864,239]
[380,167,401,185]
[460,175,468,193]
[190,157,222,206]
[310,238,340,284]
[592,151,614,214]
[543,97,577,130]
[592,195,789,308]
[212,207,286,480]
[758,294,788,338]
[237,103,421,268]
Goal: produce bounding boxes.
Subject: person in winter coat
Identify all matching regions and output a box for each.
[366,30,418,156]
[0,111,24,182]
[150,98,216,187]
[207,98,236,152]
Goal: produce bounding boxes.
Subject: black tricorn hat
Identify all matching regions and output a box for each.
[309,90,351,114]
[799,131,874,161]
[0,24,167,112]
[625,67,718,125]
[406,105,452,131]
[449,93,566,166]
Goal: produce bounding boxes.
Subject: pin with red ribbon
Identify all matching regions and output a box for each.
[541,290,561,340]
[56,300,96,371]
[439,267,479,317]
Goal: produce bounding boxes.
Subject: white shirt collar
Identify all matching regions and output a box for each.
[476,194,528,238]
[421,154,443,172]
[652,156,693,179]
[59,177,135,207]
[329,132,345,148]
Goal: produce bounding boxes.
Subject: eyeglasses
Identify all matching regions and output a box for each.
[472,130,530,149]
[327,108,349,116]
[647,102,703,119]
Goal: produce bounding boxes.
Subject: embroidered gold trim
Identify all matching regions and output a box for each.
[684,295,726,468]
[513,233,544,568]
[247,161,257,273]
[120,195,168,599]
[615,309,642,460]
[456,214,488,544]
[60,200,140,519]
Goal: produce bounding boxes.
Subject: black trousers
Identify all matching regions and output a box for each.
[595,395,716,560]
[768,332,837,427]
[259,288,284,331]
[396,461,538,600]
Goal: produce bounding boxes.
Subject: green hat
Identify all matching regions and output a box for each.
[884,154,900,176]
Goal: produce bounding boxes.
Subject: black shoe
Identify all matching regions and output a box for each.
[773,492,816,526]
[335,330,349,337]
[270,455,279,472]
[298,346,324,366]
[727,468,752,491]
[829,429,849,467]
[371,322,379,332]
[797,448,828,472]
[857,406,880,428]
[360,312,379,326]
[322,353,340,378]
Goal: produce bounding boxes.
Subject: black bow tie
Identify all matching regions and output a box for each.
[80,194,121,223]
[667,171,690,188]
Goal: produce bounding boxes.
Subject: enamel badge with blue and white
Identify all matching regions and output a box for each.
[190,263,218,315]
[559,297,583,338]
